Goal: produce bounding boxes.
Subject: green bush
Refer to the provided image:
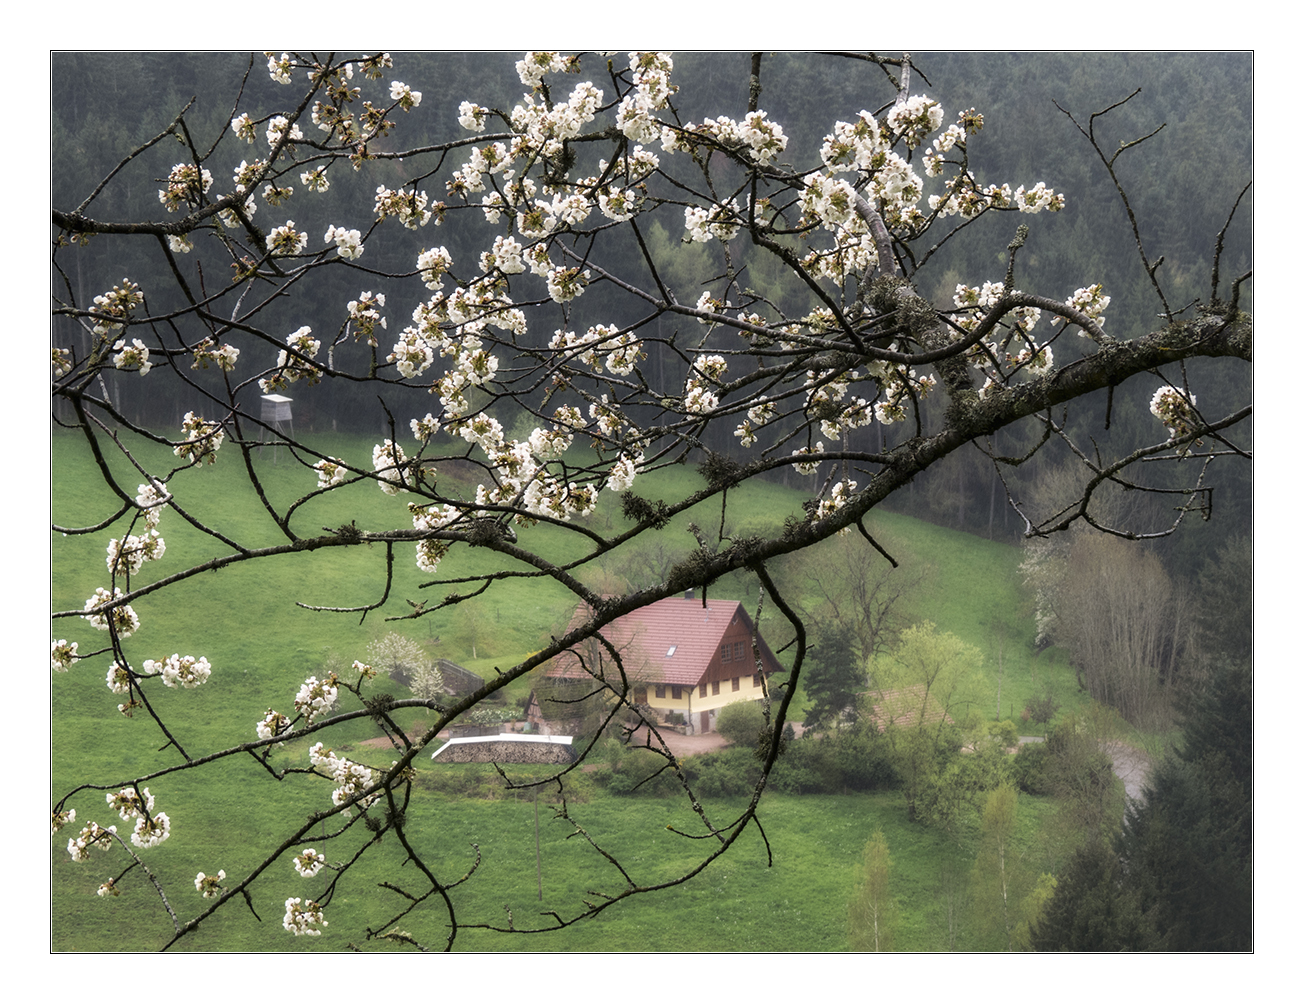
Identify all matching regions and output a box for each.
[602,748,681,797]
[716,700,767,747]
[1012,741,1052,794]
[682,747,762,798]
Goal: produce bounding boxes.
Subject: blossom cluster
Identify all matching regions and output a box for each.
[324,224,364,260]
[616,51,675,145]
[684,200,741,244]
[67,821,117,862]
[112,338,151,375]
[372,440,410,494]
[458,100,489,131]
[347,291,387,346]
[266,52,294,85]
[259,326,322,393]
[951,282,1052,388]
[82,587,140,638]
[158,163,213,213]
[52,639,79,672]
[1150,386,1200,443]
[293,848,327,878]
[887,95,945,149]
[106,530,165,578]
[515,50,581,90]
[131,811,171,849]
[417,246,454,291]
[267,220,307,256]
[811,480,859,530]
[309,742,379,814]
[313,457,348,489]
[195,870,226,898]
[106,786,154,822]
[294,675,339,724]
[52,346,73,377]
[105,661,131,695]
[135,481,167,529]
[174,412,225,465]
[268,180,296,208]
[191,337,240,372]
[283,897,327,936]
[91,279,145,336]
[52,808,76,834]
[930,179,1063,221]
[664,110,788,166]
[375,186,434,228]
[684,354,728,414]
[142,653,212,689]
[256,708,291,740]
[389,81,421,111]
[265,115,304,154]
[548,325,639,377]
[1066,283,1111,331]
[217,194,257,230]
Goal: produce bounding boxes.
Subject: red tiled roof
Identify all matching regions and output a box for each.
[546,596,781,687]
[864,685,955,732]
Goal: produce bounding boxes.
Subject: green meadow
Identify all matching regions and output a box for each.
[52,428,1101,951]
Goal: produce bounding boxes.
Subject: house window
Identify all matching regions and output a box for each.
[655,685,666,699]
[634,687,647,704]
[753,673,762,688]
[712,680,720,696]
[721,643,731,663]
[734,641,744,661]
[671,685,682,701]
[732,677,740,692]
[699,683,708,698]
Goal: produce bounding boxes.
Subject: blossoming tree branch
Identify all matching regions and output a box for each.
[50,51,1251,949]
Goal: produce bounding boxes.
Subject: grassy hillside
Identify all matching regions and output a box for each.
[52,427,1098,951]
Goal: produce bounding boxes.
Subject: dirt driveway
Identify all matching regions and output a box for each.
[1102,740,1152,803]
[624,721,808,757]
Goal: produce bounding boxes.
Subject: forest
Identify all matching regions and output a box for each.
[50,50,1251,953]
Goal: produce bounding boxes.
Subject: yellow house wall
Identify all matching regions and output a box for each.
[642,673,770,733]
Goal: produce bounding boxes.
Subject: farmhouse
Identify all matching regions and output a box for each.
[536,593,784,735]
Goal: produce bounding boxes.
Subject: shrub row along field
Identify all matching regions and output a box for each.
[52,428,1100,951]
